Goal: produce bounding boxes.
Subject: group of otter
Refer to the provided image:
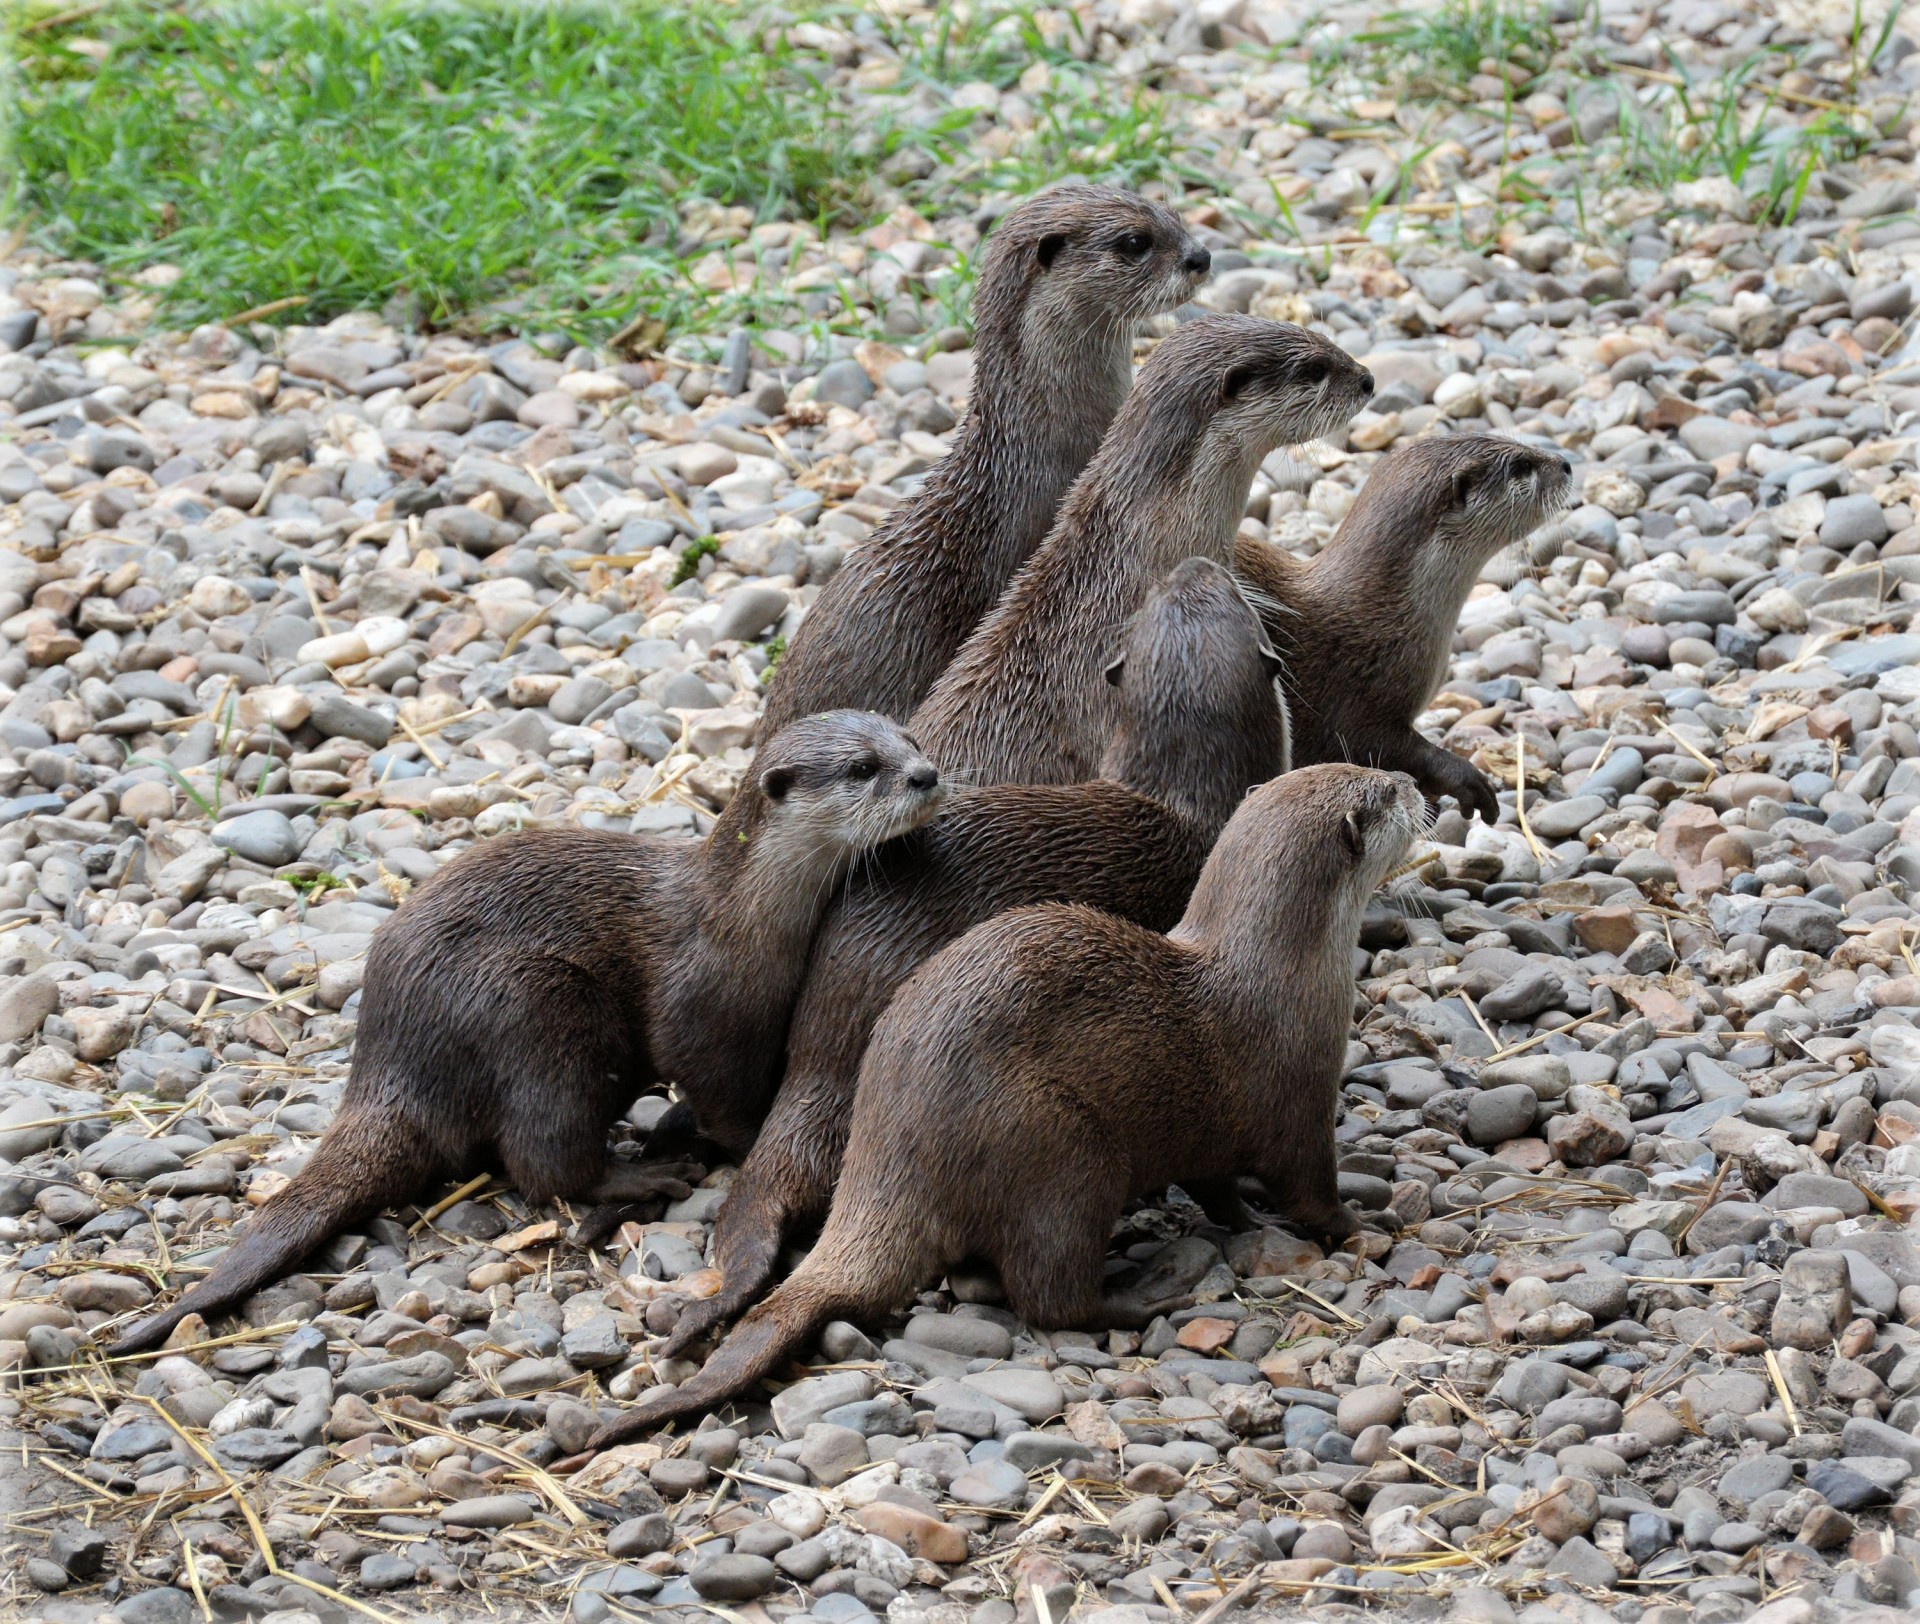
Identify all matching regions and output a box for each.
[115,187,1572,1456]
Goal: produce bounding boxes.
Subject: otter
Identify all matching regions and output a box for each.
[658,556,1291,1357]
[1235,433,1573,823]
[639,313,1362,1168]
[907,312,1374,787]
[759,186,1211,737]
[111,713,944,1356]
[586,765,1423,1446]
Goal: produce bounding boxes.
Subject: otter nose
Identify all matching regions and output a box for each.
[907,762,939,791]
[1183,245,1212,276]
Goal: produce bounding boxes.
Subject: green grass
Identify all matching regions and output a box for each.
[5,0,887,339]
[3,0,1193,345]
[1351,0,1556,97]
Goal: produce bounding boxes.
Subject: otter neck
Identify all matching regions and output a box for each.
[1067,433,1272,642]
[1301,521,1489,720]
[1104,698,1287,836]
[1174,840,1364,1075]
[689,792,854,965]
[929,310,1134,586]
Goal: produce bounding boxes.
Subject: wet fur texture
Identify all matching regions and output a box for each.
[587,766,1423,1447]
[1235,433,1573,823]
[111,713,942,1356]
[661,559,1290,1357]
[908,313,1373,787]
[759,186,1208,737]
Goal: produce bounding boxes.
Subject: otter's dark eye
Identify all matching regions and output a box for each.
[846,758,878,782]
[1112,231,1152,258]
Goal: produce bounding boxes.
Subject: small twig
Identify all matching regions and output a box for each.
[1513,734,1550,865]
[226,294,312,326]
[1764,1348,1803,1437]
[1482,1009,1606,1062]
[406,1173,495,1235]
[1193,1572,1263,1624]
[300,565,333,637]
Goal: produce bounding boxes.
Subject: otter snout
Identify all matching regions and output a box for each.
[906,760,939,793]
[1182,245,1213,278]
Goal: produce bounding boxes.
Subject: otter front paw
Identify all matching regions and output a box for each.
[1290,1200,1361,1250]
[1432,756,1500,825]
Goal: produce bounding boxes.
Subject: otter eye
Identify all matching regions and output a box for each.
[1342,810,1365,860]
[1112,231,1152,258]
[846,758,878,782]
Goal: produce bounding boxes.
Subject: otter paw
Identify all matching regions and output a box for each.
[1291,1202,1361,1248]
[1445,763,1501,825]
[657,1296,732,1361]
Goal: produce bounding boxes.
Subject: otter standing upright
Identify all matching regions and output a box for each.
[588,766,1423,1445]
[1236,433,1572,821]
[111,714,944,1356]
[760,186,1210,736]
[660,557,1291,1357]
[909,312,1373,786]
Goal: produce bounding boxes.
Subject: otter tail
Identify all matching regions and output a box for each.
[111,1107,422,1355]
[586,1215,929,1452]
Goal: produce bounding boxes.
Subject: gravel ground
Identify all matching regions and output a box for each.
[5,1,1920,1622]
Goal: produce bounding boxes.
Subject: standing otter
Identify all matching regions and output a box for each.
[908,312,1373,786]
[111,713,944,1356]
[659,557,1290,1356]
[587,765,1423,1446]
[760,186,1211,737]
[1235,433,1573,823]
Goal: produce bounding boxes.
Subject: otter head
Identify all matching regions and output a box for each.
[1339,433,1573,603]
[1111,314,1376,510]
[1103,556,1292,824]
[977,184,1212,346]
[1181,763,1422,951]
[1270,764,1425,918]
[748,710,945,859]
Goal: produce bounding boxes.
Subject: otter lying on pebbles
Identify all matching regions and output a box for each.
[588,764,1423,1446]
[112,712,944,1355]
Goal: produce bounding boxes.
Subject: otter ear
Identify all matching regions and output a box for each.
[1103,654,1127,687]
[1342,809,1365,861]
[1259,645,1285,679]
[1036,233,1067,270]
[760,766,793,803]
[1222,365,1259,399]
[1452,468,1478,508]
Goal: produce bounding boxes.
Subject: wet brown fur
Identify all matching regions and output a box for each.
[660,558,1290,1357]
[908,312,1374,786]
[588,766,1423,1447]
[759,186,1209,737]
[1234,433,1573,823]
[111,713,943,1356]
